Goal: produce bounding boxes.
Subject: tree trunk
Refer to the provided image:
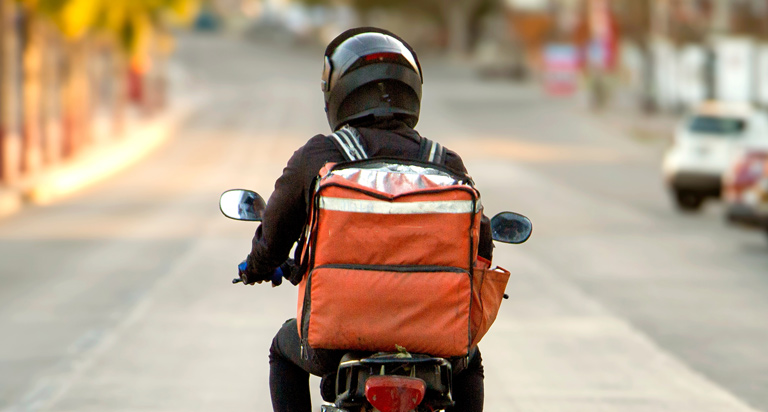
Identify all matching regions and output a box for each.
[62,40,91,158]
[21,11,44,175]
[141,38,159,117]
[437,0,492,58]
[0,0,21,184]
[41,23,63,165]
[111,49,128,137]
[442,0,471,58]
[154,54,168,112]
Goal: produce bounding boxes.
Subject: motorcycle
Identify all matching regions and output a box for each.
[219,189,532,412]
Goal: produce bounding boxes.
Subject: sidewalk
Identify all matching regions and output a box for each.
[0,67,198,220]
[0,109,189,219]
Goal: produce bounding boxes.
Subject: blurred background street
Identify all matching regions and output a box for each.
[1,0,768,411]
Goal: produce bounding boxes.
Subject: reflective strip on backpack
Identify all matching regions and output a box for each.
[318,197,476,214]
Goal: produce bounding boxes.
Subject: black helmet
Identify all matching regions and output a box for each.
[322,27,423,131]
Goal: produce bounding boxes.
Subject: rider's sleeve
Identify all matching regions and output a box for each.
[246,139,316,281]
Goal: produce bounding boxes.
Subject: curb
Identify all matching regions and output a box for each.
[0,104,193,217]
[0,188,22,219]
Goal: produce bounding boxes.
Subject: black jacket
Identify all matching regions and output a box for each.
[247,120,493,284]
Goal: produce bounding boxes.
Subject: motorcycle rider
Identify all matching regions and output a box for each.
[239,27,493,412]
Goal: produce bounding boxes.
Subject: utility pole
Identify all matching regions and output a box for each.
[711,0,731,34]
[650,0,670,41]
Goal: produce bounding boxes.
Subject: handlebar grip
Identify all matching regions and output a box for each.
[271,267,283,287]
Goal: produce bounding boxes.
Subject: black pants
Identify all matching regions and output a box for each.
[268,319,484,412]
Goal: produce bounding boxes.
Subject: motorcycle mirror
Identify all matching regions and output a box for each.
[219,189,267,221]
[490,212,532,244]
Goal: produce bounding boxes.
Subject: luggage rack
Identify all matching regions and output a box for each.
[327,352,454,410]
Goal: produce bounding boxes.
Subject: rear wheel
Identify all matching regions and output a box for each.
[674,190,704,212]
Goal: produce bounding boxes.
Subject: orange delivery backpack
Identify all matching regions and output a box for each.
[296,126,511,358]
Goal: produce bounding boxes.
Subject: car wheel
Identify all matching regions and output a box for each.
[674,190,704,212]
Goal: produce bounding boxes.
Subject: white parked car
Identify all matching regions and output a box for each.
[662,101,768,211]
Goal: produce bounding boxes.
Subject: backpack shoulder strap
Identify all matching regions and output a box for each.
[418,136,447,165]
[328,126,368,162]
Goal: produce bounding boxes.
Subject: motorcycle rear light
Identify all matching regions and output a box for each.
[365,376,426,412]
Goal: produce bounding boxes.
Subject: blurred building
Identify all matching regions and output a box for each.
[500,0,768,111]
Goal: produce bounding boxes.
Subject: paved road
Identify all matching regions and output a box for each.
[1,33,766,412]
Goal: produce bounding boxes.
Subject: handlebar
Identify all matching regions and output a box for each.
[233,259,297,286]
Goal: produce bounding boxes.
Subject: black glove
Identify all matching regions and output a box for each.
[278,259,299,285]
[237,258,295,286]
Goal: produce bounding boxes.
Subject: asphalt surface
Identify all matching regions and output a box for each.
[1,33,767,412]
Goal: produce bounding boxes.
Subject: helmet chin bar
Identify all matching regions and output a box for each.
[377,82,393,105]
[333,110,417,132]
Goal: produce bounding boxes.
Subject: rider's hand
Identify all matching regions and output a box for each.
[237,259,269,285]
[271,265,284,287]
